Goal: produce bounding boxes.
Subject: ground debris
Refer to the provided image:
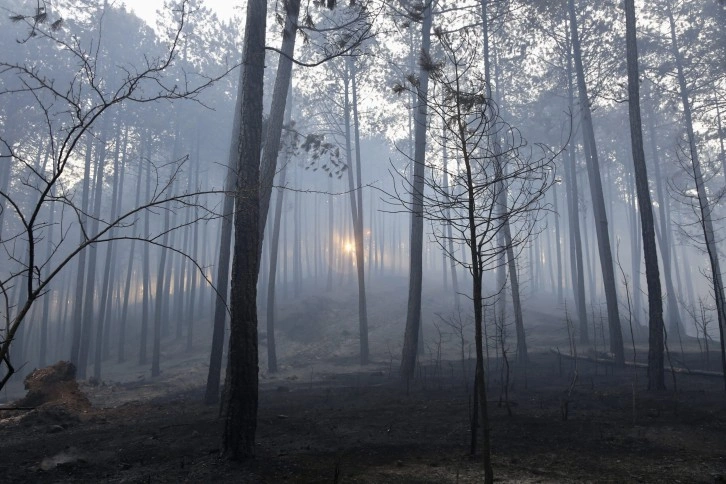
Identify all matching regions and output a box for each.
[19,361,90,410]
[1,361,91,428]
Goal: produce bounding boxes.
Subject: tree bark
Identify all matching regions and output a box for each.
[624,0,665,391]
[400,0,432,381]
[221,0,267,460]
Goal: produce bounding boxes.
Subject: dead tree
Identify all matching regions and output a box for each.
[390,27,556,484]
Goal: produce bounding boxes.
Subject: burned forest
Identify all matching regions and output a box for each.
[1,0,726,482]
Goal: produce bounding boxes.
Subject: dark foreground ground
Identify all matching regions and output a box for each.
[1,351,725,483]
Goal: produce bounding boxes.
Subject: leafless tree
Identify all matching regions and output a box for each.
[0,0,227,391]
[669,144,726,388]
[389,26,556,483]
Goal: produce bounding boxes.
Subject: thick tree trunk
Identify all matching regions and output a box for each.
[624,0,665,391]
[222,0,267,460]
[568,0,623,364]
[400,0,433,381]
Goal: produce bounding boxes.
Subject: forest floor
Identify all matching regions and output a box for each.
[1,350,725,483]
[1,278,726,482]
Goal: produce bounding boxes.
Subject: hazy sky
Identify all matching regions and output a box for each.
[120,0,238,26]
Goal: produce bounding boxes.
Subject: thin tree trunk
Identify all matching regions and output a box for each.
[265,83,294,373]
[327,176,334,291]
[716,95,726,181]
[119,154,144,364]
[441,125,460,309]
[70,137,93,367]
[553,181,563,302]
[266,161,287,373]
[462,97,494,484]
[668,5,726,389]
[627,169,643,327]
[258,0,301,250]
[568,0,623,363]
[400,0,433,381]
[79,120,109,379]
[39,198,55,368]
[140,140,152,366]
[346,58,370,364]
[94,125,126,377]
[645,85,683,335]
[187,155,201,350]
[151,169,173,378]
[564,32,589,342]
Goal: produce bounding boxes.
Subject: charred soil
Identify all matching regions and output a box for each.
[1,351,725,483]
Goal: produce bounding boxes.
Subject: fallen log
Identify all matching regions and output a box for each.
[549,348,724,378]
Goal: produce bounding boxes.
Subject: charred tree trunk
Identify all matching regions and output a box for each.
[624,0,665,390]
[568,0,623,363]
[221,0,267,460]
[400,0,433,381]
